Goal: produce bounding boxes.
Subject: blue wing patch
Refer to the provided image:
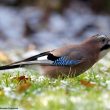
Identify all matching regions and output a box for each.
[53,56,80,66]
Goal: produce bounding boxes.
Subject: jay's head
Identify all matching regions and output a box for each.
[84,34,110,58]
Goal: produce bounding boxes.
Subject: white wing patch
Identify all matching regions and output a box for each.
[37,55,48,61]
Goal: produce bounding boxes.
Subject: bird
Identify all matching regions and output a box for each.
[0,34,110,78]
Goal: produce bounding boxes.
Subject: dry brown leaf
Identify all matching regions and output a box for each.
[17,82,31,93]
[12,75,31,83]
[13,75,31,93]
[80,80,96,87]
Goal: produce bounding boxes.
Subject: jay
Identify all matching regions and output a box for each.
[0,34,110,78]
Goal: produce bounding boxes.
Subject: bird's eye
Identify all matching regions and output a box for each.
[101,38,106,43]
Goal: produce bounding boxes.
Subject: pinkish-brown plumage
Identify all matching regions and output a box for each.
[42,38,100,78]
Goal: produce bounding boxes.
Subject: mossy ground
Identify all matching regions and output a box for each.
[0,56,110,110]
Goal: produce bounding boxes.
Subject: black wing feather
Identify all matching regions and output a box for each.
[22,51,50,61]
[11,51,51,65]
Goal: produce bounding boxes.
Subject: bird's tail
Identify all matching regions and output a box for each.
[0,60,54,71]
[0,64,24,70]
[0,51,54,71]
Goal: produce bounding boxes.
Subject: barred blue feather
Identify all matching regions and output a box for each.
[53,56,80,66]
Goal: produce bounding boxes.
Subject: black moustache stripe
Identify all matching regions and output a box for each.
[100,45,110,51]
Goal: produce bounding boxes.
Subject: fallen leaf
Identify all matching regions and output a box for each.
[12,75,31,83]
[12,75,31,93]
[17,82,31,93]
[80,80,96,87]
